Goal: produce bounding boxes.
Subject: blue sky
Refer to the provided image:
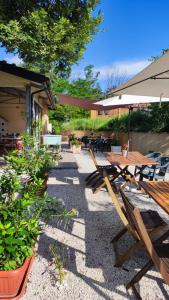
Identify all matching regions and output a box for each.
[1,0,169,90]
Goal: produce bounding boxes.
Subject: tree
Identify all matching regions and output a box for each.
[49,65,103,133]
[149,50,169,132]
[106,67,128,95]
[0,1,102,75]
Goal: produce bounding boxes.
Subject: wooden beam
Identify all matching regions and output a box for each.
[0,87,25,97]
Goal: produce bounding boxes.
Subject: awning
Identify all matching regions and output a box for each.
[94,94,169,107]
[57,93,129,110]
[108,51,169,97]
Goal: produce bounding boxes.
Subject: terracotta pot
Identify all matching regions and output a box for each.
[0,256,33,299]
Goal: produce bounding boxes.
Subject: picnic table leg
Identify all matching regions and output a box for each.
[117,166,139,189]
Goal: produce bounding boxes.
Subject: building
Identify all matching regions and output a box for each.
[90,107,128,119]
[57,94,128,119]
[0,61,53,136]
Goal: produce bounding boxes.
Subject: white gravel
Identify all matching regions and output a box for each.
[23,149,169,300]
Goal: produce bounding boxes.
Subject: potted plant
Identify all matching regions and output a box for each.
[70,139,82,154]
[111,136,121,152]
[122,143,129,157]
[0,134,78,299]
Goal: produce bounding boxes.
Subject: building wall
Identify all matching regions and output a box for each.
[0,95,50,135]
[0,102,26,134]
[90,108,128,119]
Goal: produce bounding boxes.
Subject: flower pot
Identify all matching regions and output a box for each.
[111,146,122,153]
[122,149,128,157]
[72,145,81,154]
[0,256,34,299]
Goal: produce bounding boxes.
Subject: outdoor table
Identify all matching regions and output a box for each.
[139,181,169,215]
[0,137,22,150]
[105,151,158,184]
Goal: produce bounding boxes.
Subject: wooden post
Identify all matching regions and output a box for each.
[25,85,31,134]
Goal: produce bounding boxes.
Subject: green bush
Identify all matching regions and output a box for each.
[63,117,111,131]
[63,110,154,132]
[0,134,78,271]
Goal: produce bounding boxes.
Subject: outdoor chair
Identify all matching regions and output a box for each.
[85,148,119,194]
[126,207,169,299]
[134,151,161,176]
[81,136,89,148]
[139,155,169,181]
[103,171,168,267]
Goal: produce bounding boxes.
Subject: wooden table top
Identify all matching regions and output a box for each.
[139,181,169,215]
[106,151,158,166]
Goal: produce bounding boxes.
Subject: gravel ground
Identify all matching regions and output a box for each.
[23,149,169,300]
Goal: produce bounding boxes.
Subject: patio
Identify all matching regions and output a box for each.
[22,146,169,300]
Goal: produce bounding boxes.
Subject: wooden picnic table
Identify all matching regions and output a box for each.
[106,151,159,184]
[139,181,169,215]
[106,151,158,167]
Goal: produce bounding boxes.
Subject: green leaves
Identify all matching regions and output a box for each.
[0,1,102,74]
[4,260,17,271]
[0,246,4,255]
[49,65,103,133]
[0,133,78,272]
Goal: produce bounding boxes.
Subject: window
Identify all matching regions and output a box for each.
[98,110,109,115]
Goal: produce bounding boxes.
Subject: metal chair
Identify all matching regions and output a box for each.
[126,207,169,299]
[134,151,161,176]
[139,156,169,181]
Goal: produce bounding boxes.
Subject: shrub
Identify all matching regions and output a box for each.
[63,110,153,132]
[0,134,78,272]
[63,117,111,131]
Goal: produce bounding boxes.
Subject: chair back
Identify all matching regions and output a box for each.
[89,148,98,168]
[119,189,136,227]
[119,189,140,239]
[103,170,128,227]
[133,207,169,284]
[155,156,169,179]
[146,152,161,160]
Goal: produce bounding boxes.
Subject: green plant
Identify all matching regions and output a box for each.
[49,243,66,284]
[5,137,55,180]
[111,137,121,146]
[0,191,78,271]
[0,133,78,275]
[5,150,28,175]
[0,192,40,270]
[25,177,46,196]
[22,133,38,149]
[0,170,21,202]
[70,140,81,146]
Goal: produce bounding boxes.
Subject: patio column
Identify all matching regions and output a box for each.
[25,85,32,134]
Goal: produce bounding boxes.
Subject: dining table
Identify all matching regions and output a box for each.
[106,151,159,184]
[139,181,169,215]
